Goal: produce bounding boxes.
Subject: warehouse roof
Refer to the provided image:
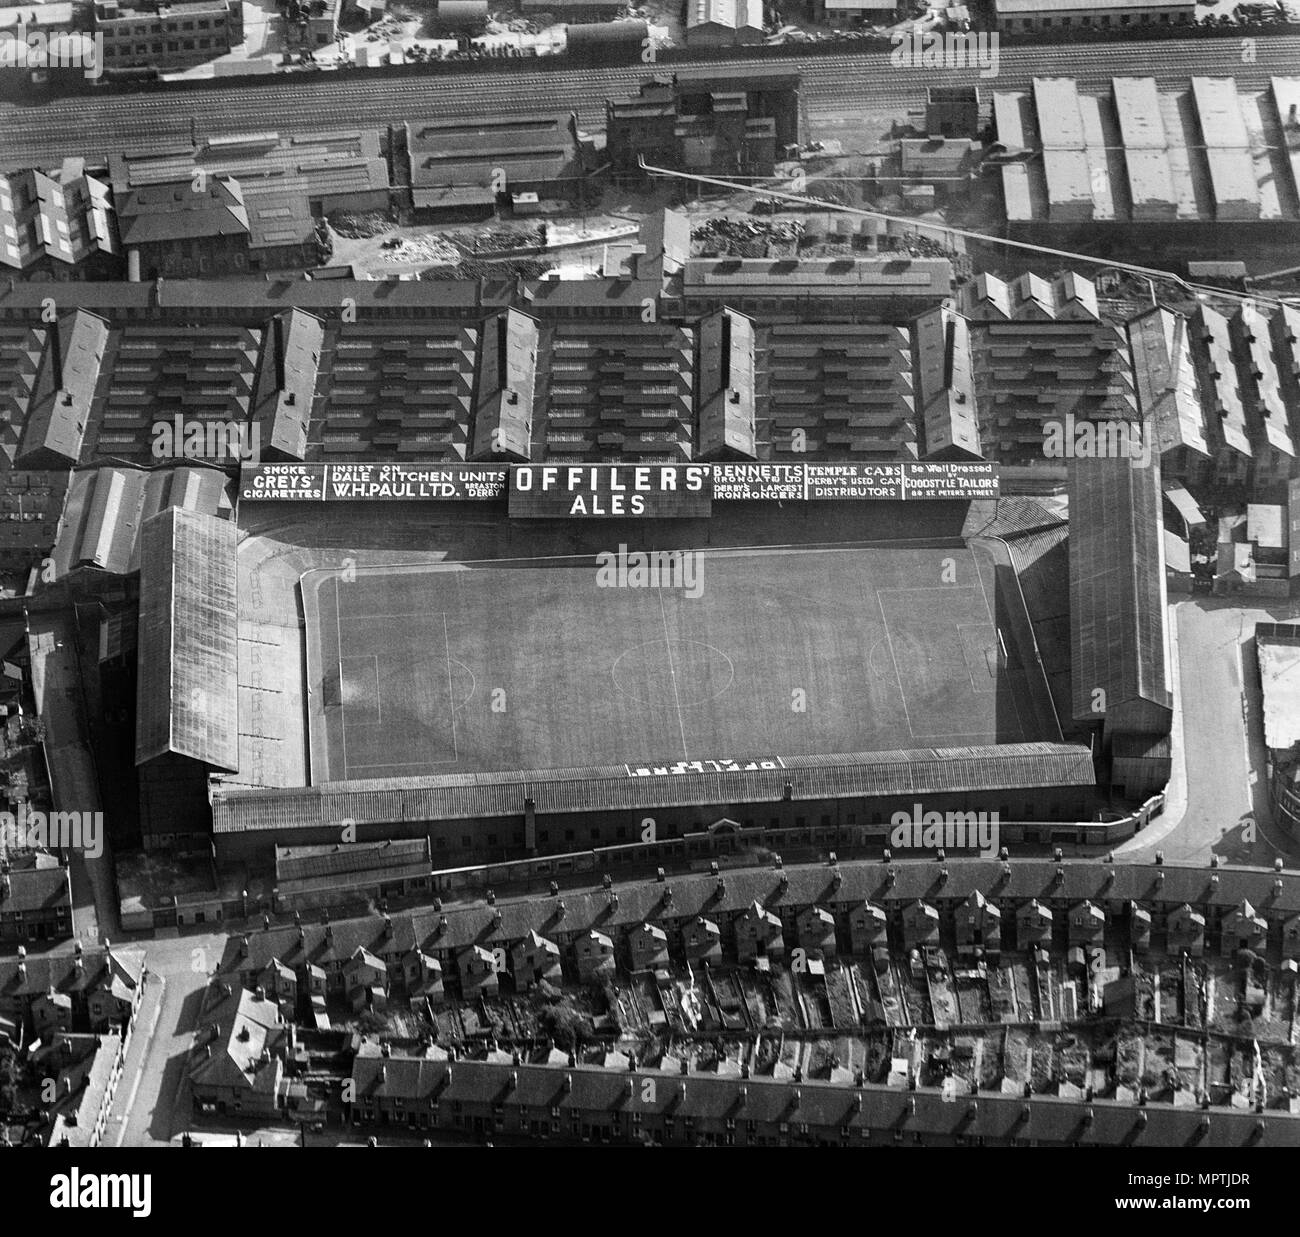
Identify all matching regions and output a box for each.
[1191,77,1251,148]
[1034,78,1085,150]
[117,178,249,246]
[1127,309,1209,460]
[1112,78,1168,150]
[108,130,388,208]
[687,0,763,30]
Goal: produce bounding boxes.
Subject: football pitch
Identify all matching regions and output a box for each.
[301,544,1053,783]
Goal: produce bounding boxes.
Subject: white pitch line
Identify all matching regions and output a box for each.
[335,575,349,781]
[658,590,690,761]
[876,589,915,740]
[442,613,458,764]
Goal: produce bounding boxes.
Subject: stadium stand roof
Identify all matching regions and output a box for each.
[1126,309,1209,461]
[1256,623,1300,751]
[1191,306,1252,459]
[760,322,917,460]
[1068,454,1172,732]
[471,309,538,462]
[16,310,109,470]
[251,308,323,461]
[914,305,981,460]
[52,465,232,578]
[1235,304,1292,456]
[697,308,757,460]
[211,742,1097,834]
[135,507,240,771]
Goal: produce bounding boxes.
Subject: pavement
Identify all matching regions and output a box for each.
[1116,598,1300,867]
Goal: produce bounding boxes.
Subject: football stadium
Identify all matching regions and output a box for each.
[162,459,1145,870]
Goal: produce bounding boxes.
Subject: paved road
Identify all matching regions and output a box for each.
[27,612,117,946]
[104,932,226,1147]
[1117,599,1300,867]
[1,35,1297,166]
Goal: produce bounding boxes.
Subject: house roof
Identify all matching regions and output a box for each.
[218,857,1300,988]
[0,947,143,1005]
[189,983,285,1096]
[0,864,69,915]
[351,1052,1300,1145]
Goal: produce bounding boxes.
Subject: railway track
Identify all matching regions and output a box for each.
[1,35,1296,166]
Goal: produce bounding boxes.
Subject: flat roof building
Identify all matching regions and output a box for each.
[993,0,1194,30]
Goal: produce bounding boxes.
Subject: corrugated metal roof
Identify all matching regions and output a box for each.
[135,507,239,771]
[1068,454,1172,725]
[211,742,1095,833]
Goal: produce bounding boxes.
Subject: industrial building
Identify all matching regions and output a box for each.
[684,0,764,47]
[93,0,244,71]
[405,114,585,219]
[992,76,1300,242]
[605,71,800,182]
[991,0,1194,31]
[1257,620,1300,841]
[0,166,119,280]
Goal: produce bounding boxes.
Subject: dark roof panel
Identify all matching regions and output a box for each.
[1068,453,1171,726]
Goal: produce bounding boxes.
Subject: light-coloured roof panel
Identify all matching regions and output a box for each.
[1034,78,1085,150]
[1192,77,1251,148]
[1112,78,1168,150]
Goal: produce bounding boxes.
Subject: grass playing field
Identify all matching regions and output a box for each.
[301,543,1054,783]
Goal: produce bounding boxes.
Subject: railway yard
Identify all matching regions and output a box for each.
[3,35,1300,167]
